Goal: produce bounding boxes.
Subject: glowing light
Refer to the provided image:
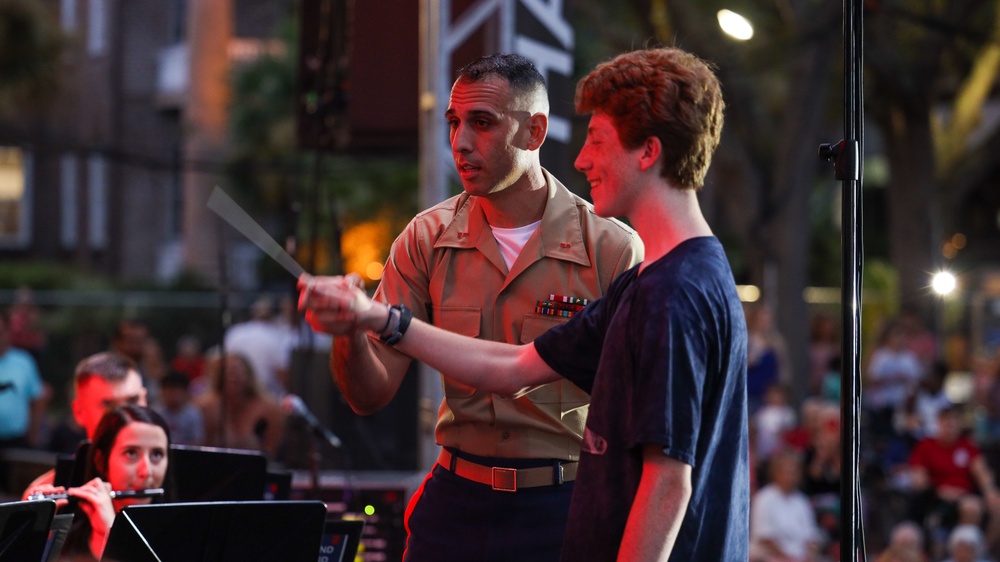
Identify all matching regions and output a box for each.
[717,9,754,41]
[931,271,957,296]
[736,285,761,303]
[364,504,376,516]
[366,261,384,281]
[342,220,392,281]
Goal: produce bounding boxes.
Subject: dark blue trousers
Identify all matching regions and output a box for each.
[403,461,575,562]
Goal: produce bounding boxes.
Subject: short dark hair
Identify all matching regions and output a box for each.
[74,351,137,386]
[456,53,546,97]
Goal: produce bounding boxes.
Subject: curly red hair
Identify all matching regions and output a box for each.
[575,48,724,190]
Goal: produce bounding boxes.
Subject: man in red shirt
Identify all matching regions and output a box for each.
[908,405,1000,549]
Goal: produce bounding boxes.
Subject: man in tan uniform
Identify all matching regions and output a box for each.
[326,54,642,561]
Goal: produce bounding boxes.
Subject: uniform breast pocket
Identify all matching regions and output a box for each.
[435,307,482,398]
[518,315,590,413]
[519,314,567,344]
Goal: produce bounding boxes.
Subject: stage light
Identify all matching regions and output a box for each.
[931,270,956,296]
[718,9,754,41]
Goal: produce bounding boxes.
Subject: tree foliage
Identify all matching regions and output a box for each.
[867,0,1000,319]
[225,18,419,279]
[573,0,1000,384]
[0,0,64,115]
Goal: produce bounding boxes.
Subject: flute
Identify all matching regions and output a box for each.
[27,488,165,501]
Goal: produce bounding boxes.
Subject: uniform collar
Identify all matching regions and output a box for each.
[434,169,592,270]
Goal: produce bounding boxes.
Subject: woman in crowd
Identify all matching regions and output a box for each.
[27,404,173,561]
[195,352,283,458]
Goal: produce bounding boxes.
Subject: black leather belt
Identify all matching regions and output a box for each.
[437,448,578,492]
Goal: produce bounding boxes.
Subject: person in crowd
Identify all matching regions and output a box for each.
[22,352,147,498]
[110,319,157,404]
[302,46,746,561]
[896,360,952,444]
[783,397,830,452]
[156,370,205,446]
[865,321,926,450]
[170,335,205,384]
[745,303,790,416]
[750,449,824,561]
[304,53,641,562]
[808,313,839,396]
[139,337,169,409]
[752,384,797,469]
[943,524,990,562]
[875,521,927,562]
[801,403,842,559]
[194,352,283,458]
[109,319,149,368]
[27,405,173,561]
[0,309,46,450]
[907,405,1000,549]
[898,306,938,370]
[977,351,1000,447]
[224,296,292,398]
[8,285,48,361]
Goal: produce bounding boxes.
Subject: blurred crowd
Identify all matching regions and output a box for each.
[745,302,1000,562]
[5,285,1000,561]
[0,288,318,474]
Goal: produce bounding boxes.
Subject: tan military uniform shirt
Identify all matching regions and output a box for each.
[373,169,643,461]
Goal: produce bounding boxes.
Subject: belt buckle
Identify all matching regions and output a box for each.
[492,467,517,492]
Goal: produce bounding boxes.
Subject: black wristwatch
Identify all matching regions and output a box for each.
[380,304,413,345]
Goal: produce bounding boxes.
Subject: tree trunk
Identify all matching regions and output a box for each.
[883,107,938,321]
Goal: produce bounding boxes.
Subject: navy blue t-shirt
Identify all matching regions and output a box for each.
[534,236,749,561]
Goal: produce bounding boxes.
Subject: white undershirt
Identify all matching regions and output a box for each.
[491,220,541,270]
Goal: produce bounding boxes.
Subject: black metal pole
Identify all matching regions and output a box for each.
[819,0,864,559]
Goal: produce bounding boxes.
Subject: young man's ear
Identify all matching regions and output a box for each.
[525,112,548,151]
[638,136,662,172]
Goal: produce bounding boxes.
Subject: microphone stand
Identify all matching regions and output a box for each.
[819,0,864,558]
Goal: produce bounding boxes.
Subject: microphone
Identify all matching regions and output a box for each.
[282,394,342,448]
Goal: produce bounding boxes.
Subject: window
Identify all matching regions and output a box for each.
[0,147,32,248]
[61,154,79,247]
[87,153,107,249]
[87,0,107,55]
[61,0,77,31]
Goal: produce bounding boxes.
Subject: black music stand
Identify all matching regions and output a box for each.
[168,445,267,501]
[318,518,364,562]
[101,501,328,562]
[53,441,90,487]
[0,500,56,562]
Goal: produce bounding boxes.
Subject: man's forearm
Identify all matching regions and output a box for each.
[392,313,558,395]
[332,330,406,415]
